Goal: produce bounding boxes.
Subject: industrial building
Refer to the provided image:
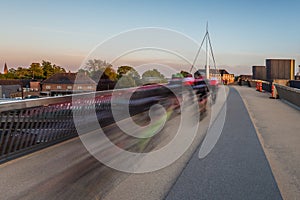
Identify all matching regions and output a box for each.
[252,66,266,80]
[266,59,295,81]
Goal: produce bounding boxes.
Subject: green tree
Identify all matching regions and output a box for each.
[89,67,117,81]
[103,67,117,81]
[29,63,44,79]
[117,66,141,86]
[15,67,31,79]
[0,68,18,79]
[42,61,66,78]
[85,59,112,72]
[0,61,66,80]
[8,68,16,73]
[117,66,140,79]
[84,59,117,81]
[142,69,167,84]
[53,64,66,74]
[116,75,136,88]
[0,68,17,79]
[0,70,16,79]
[42,61,54,78]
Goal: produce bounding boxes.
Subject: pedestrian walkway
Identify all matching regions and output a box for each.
[235,85,300,200]
[166,87,282,200]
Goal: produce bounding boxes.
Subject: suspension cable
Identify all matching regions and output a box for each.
[189,32,208,73]
[207,32,217,70]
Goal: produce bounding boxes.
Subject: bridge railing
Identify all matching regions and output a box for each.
[274,84,300,108]
[0,83,196,163]
[0,88,132,163]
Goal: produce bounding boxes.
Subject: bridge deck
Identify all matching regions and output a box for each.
[0,86,299,200]
[166,87,282,200]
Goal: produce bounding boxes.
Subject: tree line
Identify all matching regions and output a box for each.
[78,59,168,88]
[0,60,66,79]
[0,59,168,88]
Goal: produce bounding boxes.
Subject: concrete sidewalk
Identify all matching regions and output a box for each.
[235,86,300,200]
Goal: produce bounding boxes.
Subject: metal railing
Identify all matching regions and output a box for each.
[0,88,130,163]
[0,83,204,163]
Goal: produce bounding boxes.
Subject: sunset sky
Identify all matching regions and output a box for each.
[1,0,299,75]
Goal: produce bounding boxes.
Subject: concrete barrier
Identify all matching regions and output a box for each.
[252,80,271,93]
[249,80,257,88]
[240,80,252,87]
[289,80,300,89]
[275,84,300,108]
[262,81,272,92]
[251,80,272,93]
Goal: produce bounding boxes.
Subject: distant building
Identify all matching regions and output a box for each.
[0,79,31,88]
[30,81,41,91]
[194,69,214,78]
[194,68,234,84]
[194,69,221,80]
[0,79,41,98]
[252,66,266,80]
[219,69,235,84]
[266,59,295,81]
[41,72,97,96]
[3,63,8,74]
[0,85,20,98]
[295,65,300,80]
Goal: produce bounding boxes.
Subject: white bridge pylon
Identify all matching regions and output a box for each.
[190,23,217,80]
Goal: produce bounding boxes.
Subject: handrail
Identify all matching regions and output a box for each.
[274,83,300,109]
[0,88,133,112]
[0,82,209,163]
[274,83,300,94]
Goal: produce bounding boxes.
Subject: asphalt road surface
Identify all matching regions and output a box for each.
[165,87,282,200]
